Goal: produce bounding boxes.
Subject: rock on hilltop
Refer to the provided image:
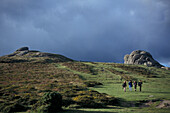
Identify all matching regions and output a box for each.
[0,47,73,63]
[124,50,163,68]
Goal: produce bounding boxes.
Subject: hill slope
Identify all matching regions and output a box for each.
[0,48,170,112]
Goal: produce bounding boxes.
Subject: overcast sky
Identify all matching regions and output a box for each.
[0,0,170,66]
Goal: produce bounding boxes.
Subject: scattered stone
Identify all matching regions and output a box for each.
[124,50,163,68]
[16,51,29,56]
[149,95,154,98]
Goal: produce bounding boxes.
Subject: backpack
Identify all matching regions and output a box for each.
[128,82,133,87]
[138,82,141,86]
[122,83,126,87]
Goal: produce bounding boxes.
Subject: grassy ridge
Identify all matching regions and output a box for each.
[0,61,170,112]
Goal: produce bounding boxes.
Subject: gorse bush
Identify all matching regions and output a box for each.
[72,90,118,108]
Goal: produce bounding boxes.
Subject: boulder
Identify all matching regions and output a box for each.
[16,47,29,51]
[124,50,163,68]
[161,67,170,70]
[16,51,29,56]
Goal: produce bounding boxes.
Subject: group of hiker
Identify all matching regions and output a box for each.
[122,80,142,92]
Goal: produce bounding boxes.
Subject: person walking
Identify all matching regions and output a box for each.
[138,80,143,92]
[133,81,137,91]
[128,80,133,91]
[122,81,127,92]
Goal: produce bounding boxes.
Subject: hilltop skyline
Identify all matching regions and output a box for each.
[0,0,170,66]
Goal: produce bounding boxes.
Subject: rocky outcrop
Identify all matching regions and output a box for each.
[7,47,29,57]
[124,50,163,68]
[161,67,170,70]
[16,47,29,51]
[0,47,73,63]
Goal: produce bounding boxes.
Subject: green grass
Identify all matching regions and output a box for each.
[53,62,170,112]
[81,63,170,112]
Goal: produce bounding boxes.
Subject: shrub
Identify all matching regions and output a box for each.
[28,98,38,105]
[84,81,103,87]
[32,91,62,113]
[2,103,27,112]
[72,90,118,108]
[62,98,76,107]
[73,95,104,108]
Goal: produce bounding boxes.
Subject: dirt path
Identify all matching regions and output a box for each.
[156,100,170,108]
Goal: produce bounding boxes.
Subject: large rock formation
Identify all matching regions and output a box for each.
[16,47,29,51]
[0,47,73,63]
[124,50,163,68]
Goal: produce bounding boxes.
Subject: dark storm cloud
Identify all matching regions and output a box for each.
[0,0,170,66]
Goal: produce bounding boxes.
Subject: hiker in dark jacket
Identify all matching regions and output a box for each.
[138,80,143,92]
[128,80,133,91]
[133,81,137,91]
[122,81,127,92]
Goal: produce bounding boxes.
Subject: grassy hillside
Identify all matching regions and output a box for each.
[0,57,170,112]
